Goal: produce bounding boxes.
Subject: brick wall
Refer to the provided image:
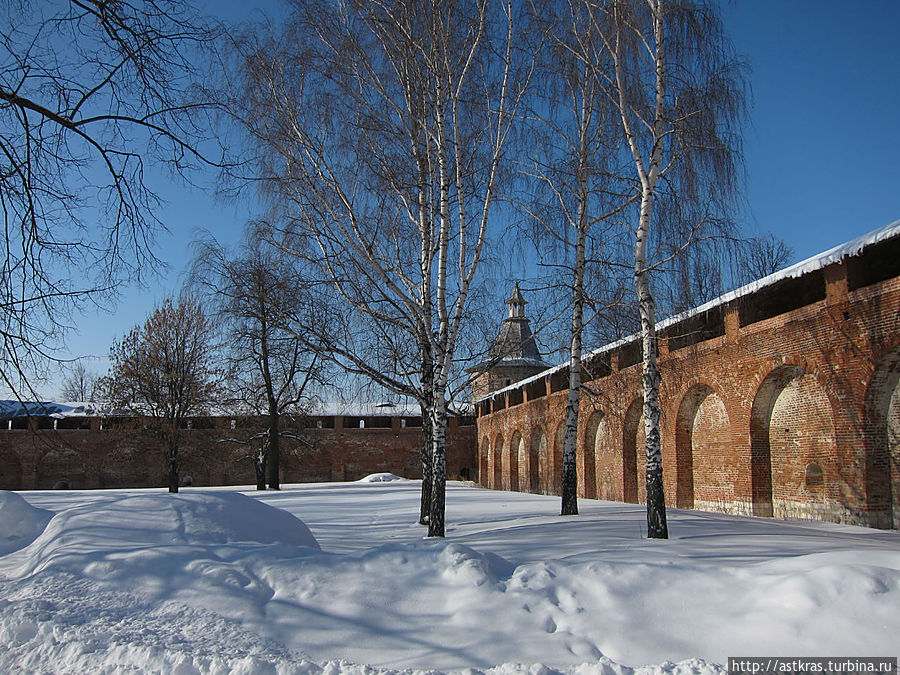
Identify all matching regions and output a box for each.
[0,416,476,490]
[475,252,900,529]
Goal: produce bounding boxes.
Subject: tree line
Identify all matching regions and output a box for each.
[7,0,795,539]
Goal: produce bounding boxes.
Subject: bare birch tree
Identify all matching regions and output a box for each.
[226,0,531,536]
[523,0,638,515]
[599,0,747,537]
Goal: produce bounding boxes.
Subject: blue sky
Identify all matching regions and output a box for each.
[721,0,900,258]
[29,0,900,398]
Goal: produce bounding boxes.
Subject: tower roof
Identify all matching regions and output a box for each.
[489,283,547,367]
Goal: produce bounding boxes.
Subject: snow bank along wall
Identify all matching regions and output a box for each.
[474,224,900,529]
[0,413,476,490]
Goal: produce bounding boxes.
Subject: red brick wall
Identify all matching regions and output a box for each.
[475,256,900,529]
[0,417,476,490]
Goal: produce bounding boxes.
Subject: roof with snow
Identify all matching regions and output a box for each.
[0,401,106,419]
[475,219,900,403]
[0,399,473,420]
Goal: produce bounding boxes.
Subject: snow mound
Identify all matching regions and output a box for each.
[1,491,319,580]
[356,473,408,483]
[0,491,53,556]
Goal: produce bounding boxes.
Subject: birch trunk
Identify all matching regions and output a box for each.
[259,308,281,490]
[561,188,589,516]
[560,72,594,516]
[428,398,448,538]
[635,191,668,539]
[419,397,433,524]
[611,0,670,539]
[561,345,581,515]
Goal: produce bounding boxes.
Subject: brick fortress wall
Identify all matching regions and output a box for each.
[474,232,900,529]
[0,414,476,490]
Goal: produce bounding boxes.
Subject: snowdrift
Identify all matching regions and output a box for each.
[1,483,898,674]
[0,491,53,556]
[356,472,409,483]
[0,491,319,580]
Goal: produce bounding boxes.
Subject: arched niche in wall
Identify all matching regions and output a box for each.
[675,384,731,511]
[591,411,619,502]
[551,421,565,497]
[623,399,643,504]
[480,436,491,488]
[0,445,22,490]
[508,430,522,492]
[750,365,836,521]
[582,412,601,500]
[100,444,155,488]
[37,446,86,489]
[493,433,504,491]
[865,346,900,529]
[529,426,546,494]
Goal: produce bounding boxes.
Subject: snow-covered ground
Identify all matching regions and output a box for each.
[2,479,898,674]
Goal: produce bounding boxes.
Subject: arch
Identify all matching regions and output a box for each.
[529,426,546,493]
[508,431,522,491]
[751,364,837,521]
[674,386,704,509]
[592,413,618,501]
[749,365,804,517]
[805,462,824,487]
[517,429,531,492]
[297,445,334,483]
[37,446,86,489]
[479,436,491,488]
[675,384,734,512]
[493,434,504,490]
[582,411,601,499]
[551,421,565,497]
[100,445,156,488]
[623,399,643,503]
[865,346,900,529]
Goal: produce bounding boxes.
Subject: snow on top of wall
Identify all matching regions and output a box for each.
[655,218,900,333]
[476,219,900,404]
[0,398,474,420]
[311,399,473,417]
[0,400,104,419]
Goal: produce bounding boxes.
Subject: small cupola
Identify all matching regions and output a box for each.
[466,282,550,400]
[506,282,526,319]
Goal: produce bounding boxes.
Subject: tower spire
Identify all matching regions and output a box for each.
[467,283,550,400]
[506,281,526,319]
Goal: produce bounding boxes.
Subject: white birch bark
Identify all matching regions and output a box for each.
[561,86,593,517]
[611,0,669,538]
[561,225,585,516]
[233,0,527,538]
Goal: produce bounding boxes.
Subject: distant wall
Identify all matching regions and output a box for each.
[475,234,900,529]
[0,415,476,490]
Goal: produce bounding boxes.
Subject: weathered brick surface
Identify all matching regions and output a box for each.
[0,417,476,490]
[475,254,900,529]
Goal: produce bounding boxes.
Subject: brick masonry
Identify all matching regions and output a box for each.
[0,415,476,490]
[475,240,900,530]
